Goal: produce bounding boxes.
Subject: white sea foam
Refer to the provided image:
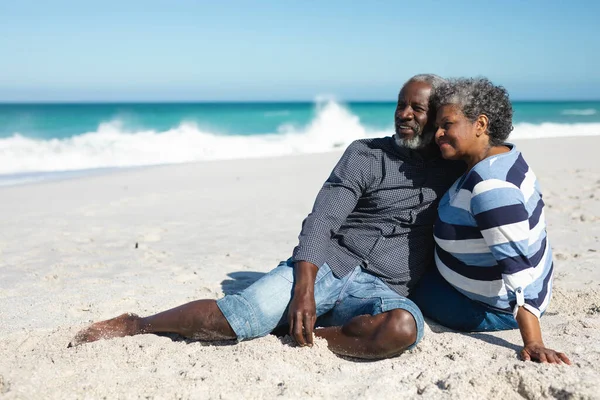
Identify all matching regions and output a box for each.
[0,100,385,176]
[511,122,600,140]
[0,100,599,178]
[560,109,597,116]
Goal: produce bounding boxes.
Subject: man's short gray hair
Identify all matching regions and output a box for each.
[406,74,447,96]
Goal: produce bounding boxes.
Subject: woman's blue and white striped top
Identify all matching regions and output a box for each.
[434,144,553,319]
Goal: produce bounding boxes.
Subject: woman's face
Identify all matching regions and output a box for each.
[434,104,482,161]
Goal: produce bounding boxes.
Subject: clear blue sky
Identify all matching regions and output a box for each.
[1,0,599,101]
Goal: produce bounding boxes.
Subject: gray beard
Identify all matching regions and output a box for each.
[393,129,435,150]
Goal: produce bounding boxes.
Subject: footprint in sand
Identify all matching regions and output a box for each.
[0,375,10,394]
[44,273,60,282]
[587,304,600,315]
[554,253,569,261]
[570,213,593,223]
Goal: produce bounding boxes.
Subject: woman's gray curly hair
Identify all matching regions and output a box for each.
[433,77,514,146]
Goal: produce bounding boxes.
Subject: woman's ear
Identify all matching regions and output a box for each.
[475,114,489,137]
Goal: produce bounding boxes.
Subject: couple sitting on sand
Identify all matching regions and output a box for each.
[72,75,571,365]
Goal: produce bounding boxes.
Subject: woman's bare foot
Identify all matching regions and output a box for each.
[68,313,143,347]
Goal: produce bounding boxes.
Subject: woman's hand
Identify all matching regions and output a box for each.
[521,341,572,365]
[288,261,318,347]
[516,306,571,365]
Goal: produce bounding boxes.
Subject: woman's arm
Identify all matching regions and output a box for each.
[470,176,570,364]
[516,305,571,364]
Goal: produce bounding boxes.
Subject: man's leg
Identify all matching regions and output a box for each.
[69,299,235,347]
[315,309,418,359]
[70,260,298,346]
[70,262,423,358]
[70,260,336,346]
[312,267,424,360]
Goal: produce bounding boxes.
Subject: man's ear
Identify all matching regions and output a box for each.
[475,114,489,137]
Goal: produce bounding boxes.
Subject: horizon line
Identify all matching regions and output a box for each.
[1,98,600,105]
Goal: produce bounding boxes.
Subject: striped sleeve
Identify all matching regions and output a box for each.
[470,179,541,318]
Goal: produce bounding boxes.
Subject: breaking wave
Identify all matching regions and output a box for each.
[0,99,599,179]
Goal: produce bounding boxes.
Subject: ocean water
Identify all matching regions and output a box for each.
[1,100,599,186]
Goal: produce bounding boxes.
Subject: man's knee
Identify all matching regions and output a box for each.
[370,309,418,358]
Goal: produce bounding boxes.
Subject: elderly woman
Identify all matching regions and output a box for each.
[410,78,571,365]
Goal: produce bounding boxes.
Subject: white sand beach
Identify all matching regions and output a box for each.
[1,136,599,399]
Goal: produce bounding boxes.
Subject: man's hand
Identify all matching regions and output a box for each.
[288,261,318,347]
[521,342,572,365]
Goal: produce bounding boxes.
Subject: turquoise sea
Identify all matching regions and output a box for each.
[1,100,599,186]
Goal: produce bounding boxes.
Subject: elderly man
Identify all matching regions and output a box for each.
[71,74,464,360]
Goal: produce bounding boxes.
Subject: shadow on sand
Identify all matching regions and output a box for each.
[221,271,266,295]
[426,319,521,354]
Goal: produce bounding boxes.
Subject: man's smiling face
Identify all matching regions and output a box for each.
[394,81,434,150]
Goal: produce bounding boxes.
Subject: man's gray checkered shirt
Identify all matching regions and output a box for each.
[292,137,465,296]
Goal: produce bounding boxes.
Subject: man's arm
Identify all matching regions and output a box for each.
[292,141,375,267]
[288,260,319,346]
[289,141,375,346]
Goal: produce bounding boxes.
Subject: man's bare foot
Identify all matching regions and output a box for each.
[68,313,143,347]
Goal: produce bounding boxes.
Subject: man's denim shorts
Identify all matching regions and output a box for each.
[216,259,424,349]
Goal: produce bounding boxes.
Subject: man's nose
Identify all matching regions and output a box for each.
[397,106,413,120]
